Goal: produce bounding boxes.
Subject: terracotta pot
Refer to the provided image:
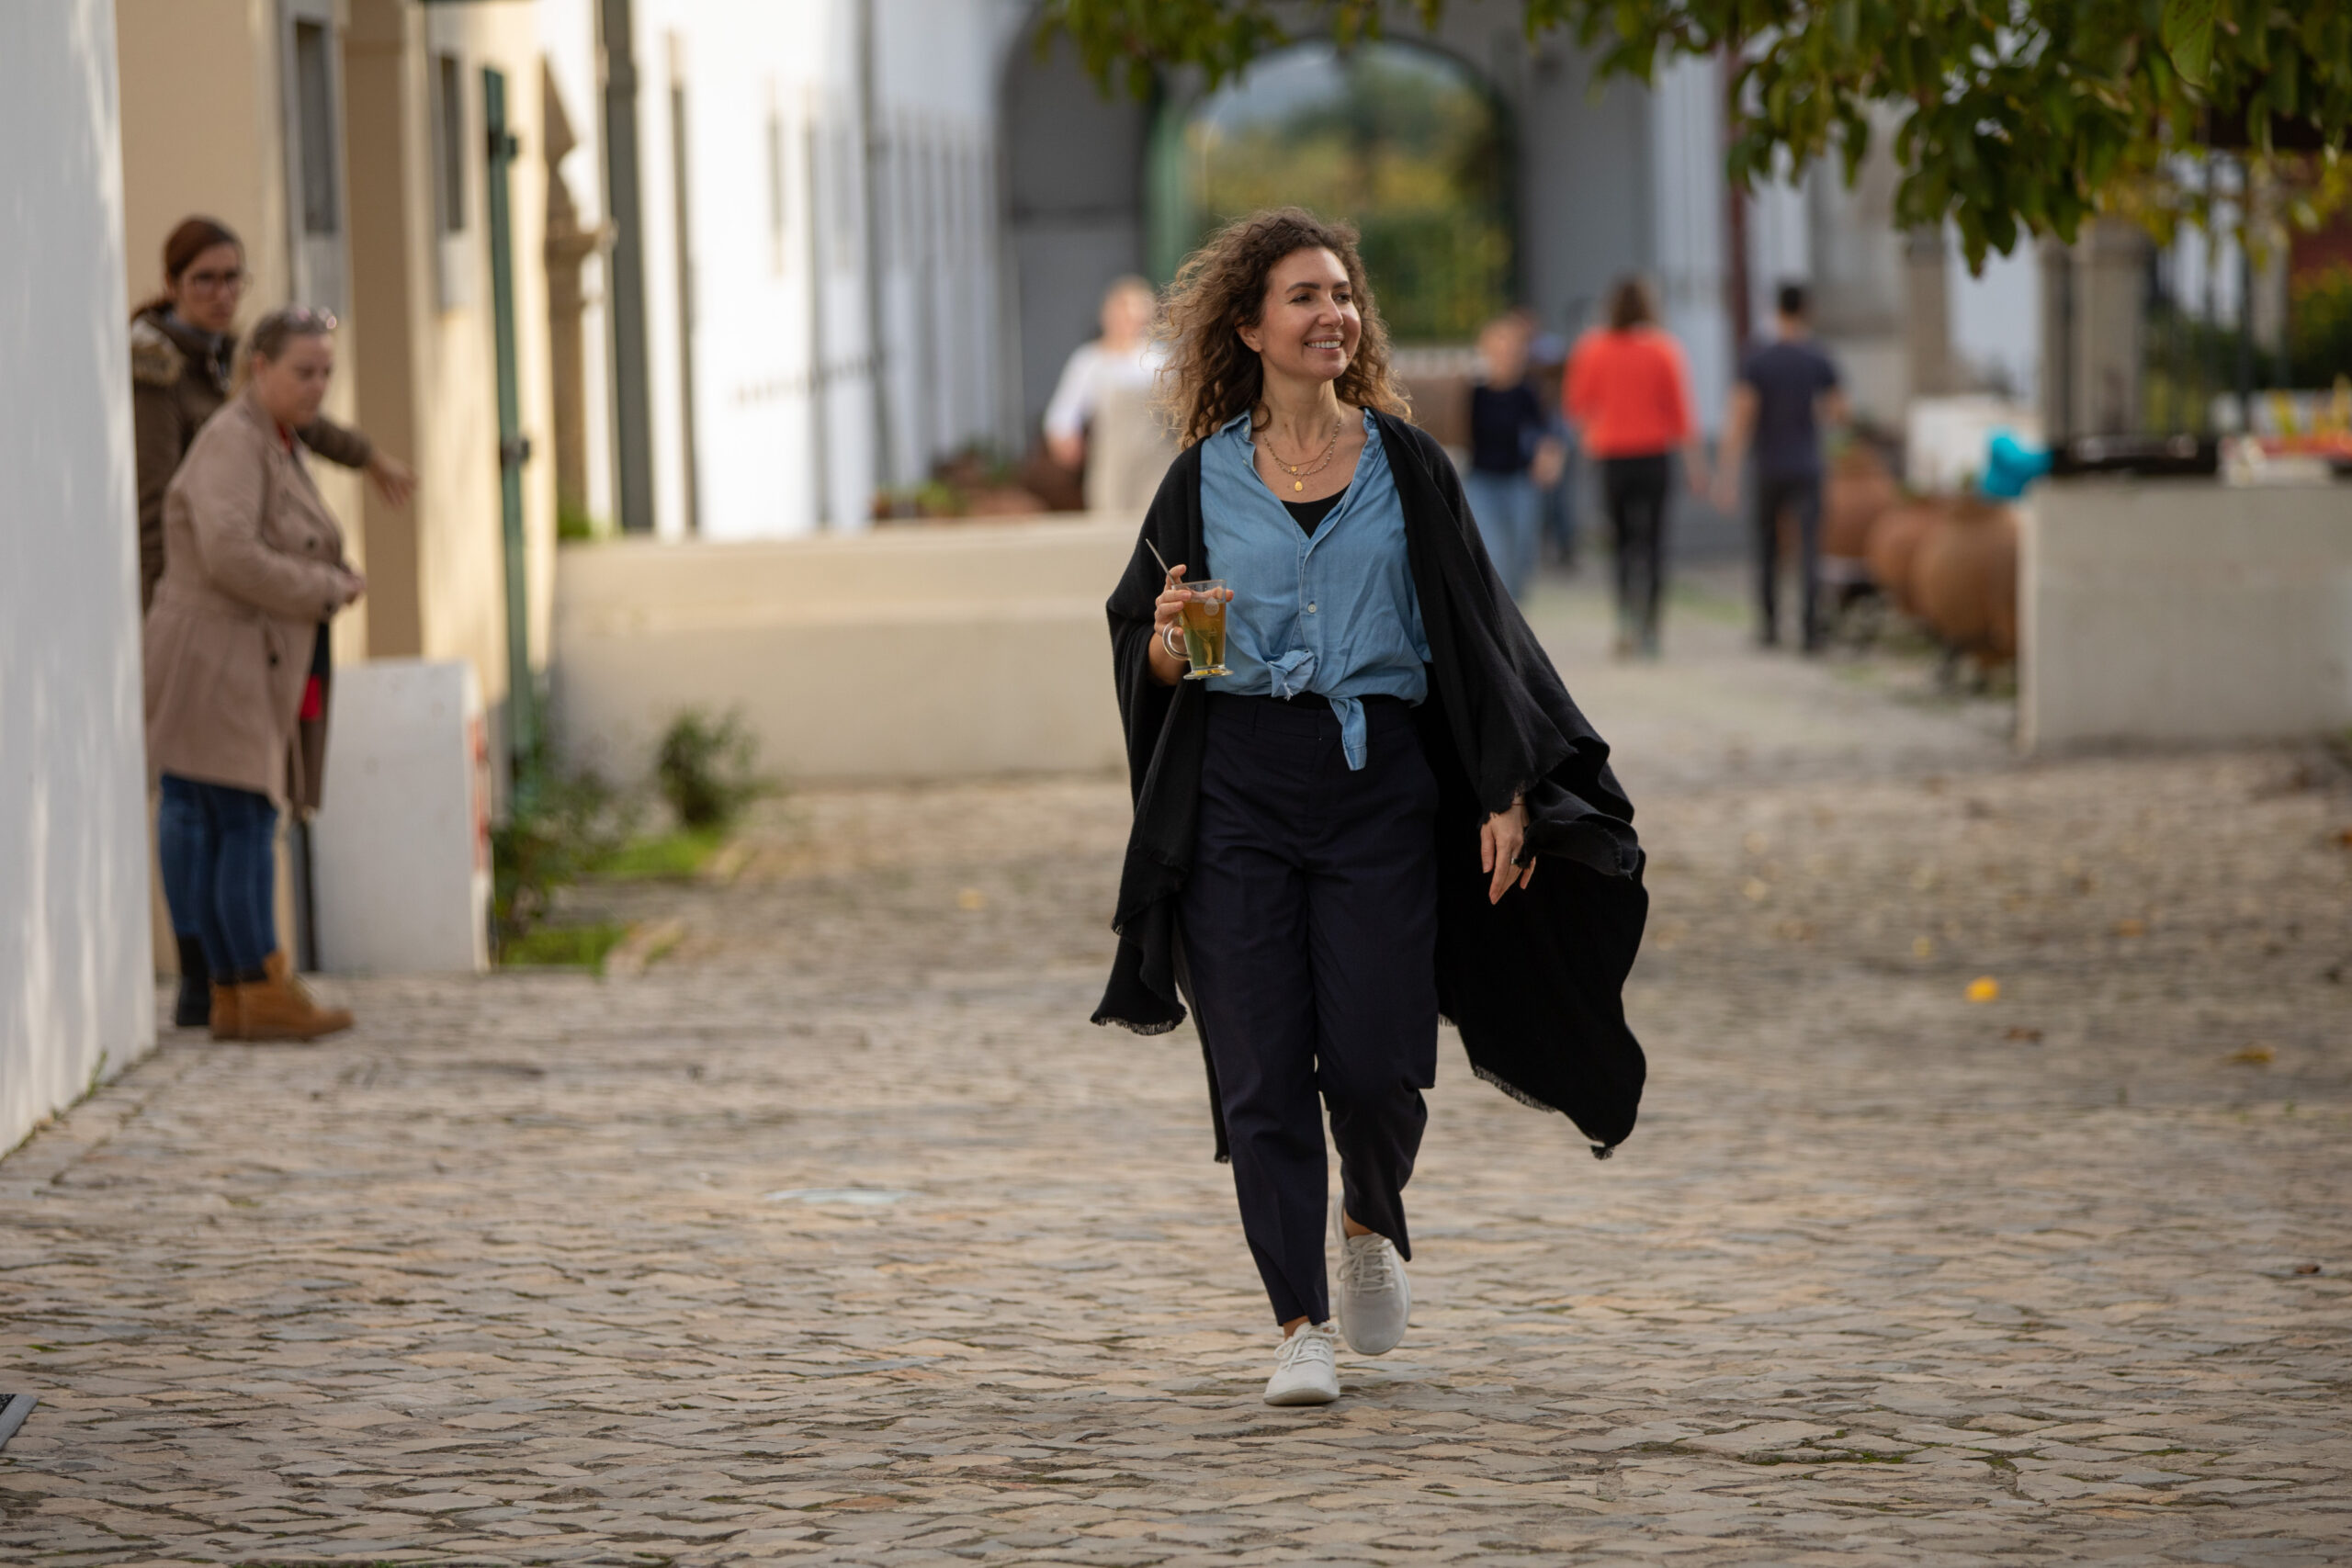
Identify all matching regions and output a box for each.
[1823,446,1897,562]
[1910,498,2020,660]
[1865,499,1944,615]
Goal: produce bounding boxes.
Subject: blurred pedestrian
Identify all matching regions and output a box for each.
[1565,276,1708,657]
[133,217,411,1027]
[146,307,365,1044]
[1044,275,1173,513]
[1524,318,1578,572]
[1713,283,1848,650]
[1461,314,1564,601]
[1100,209,1648,1408]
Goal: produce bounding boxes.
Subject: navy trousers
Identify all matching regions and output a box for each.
[1754,472,1824,648]
[1181,694,1441,1325]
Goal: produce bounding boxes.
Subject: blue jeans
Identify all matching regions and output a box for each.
[157,774,278,982]
[1462,468,1540,601]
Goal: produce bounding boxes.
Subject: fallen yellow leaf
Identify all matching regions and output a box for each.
[1914,936,1935,958]
[1966,976,2000,1003]
[2115,918,2146,938]
[956,887,988,911]
[2230,1043,2276,1066]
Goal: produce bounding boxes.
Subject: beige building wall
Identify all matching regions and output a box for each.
[551,518,1135,784]
[116,0,373,661]
[343,0,559,786]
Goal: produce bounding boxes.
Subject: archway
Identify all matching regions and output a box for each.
[1148,39,1514,344]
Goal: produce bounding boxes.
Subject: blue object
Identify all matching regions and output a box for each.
[1200,409,1432,770]
[1982,429,2052,499]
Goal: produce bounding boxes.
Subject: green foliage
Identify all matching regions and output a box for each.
[2288,265,2352,386]
[595,825,729,882]
[654,708,769,832]
[499,919,629,973]
[556,502,604,542]
[491,757,638,949]
[1044,0,2352,271]
[1175,43,1511,340]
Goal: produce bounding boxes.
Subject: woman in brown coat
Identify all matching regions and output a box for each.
[147,307,366,1043]
[135,216,412,1025]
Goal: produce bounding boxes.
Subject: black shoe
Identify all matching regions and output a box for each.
[172,935,211,1029]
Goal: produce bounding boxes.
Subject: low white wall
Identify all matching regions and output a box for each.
[312,661,492,975]
[1,1,156,1152]
[2019,479,2352,751]
[551,515,1138,783]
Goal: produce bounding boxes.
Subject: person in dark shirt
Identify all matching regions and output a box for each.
[1463,315,1564,600]
[1714,283,1848,650]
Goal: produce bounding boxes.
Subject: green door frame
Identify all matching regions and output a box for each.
[482,65,536,784]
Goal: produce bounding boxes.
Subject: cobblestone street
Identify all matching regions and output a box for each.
[4,574,2348,1565]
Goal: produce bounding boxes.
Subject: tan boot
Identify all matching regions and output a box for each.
[208,981,243,1042]
[233,952,353,1043]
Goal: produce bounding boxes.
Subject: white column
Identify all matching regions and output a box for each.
[1647,52,1732,433]
[0,0,159,1151]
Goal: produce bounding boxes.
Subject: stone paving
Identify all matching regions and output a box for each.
[4,573,2349,1565]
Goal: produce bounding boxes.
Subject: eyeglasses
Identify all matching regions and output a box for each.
[182,266,246,295]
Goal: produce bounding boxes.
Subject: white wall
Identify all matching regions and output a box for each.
[621,0,875,540]
[540,0,617,529]
[2020,479,2352,751]
[1648,52,1733,434]
[1,0,157,1151]
[563,0,1004,542]
[873,0,1004,488]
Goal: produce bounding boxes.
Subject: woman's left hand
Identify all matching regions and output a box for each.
[1480,795,1535,904]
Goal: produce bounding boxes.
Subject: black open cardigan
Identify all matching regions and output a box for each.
[1093,410,1649,1160]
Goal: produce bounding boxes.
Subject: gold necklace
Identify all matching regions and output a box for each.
[1259,417,1342,491]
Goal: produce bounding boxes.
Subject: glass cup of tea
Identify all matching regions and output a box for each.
[1177,580,1230,680]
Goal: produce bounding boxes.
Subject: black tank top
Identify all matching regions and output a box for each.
[1282,484,1349,536]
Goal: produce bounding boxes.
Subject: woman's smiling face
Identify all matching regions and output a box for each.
[1238,246,1361,387]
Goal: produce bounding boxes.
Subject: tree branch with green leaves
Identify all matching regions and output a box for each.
[1042,0,2350,268]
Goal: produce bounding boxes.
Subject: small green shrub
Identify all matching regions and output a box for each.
[596,825,728,881]
[492,757,638,949]
[654,708,769,831]
[556,501,605,542]
[499,920,629,972]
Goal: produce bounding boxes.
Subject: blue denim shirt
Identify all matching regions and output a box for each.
[1200,408,1432,769]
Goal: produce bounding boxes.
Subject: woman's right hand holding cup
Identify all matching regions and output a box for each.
[1148,565,1230,684]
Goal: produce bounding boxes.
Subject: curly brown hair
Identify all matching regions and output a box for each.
[1155,207,1409,447]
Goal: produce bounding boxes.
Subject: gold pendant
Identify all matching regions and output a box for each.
[1294,479,1304,491]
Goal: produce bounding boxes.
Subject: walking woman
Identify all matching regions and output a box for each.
[1565,276,1708,658]
[1097,210,1649,1406]
[134,217,411,1027]
[146,307,365,1043]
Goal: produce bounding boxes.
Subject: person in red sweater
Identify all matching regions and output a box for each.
[1565,276,1710,657]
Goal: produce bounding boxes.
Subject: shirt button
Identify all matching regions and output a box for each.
[1306,602,1318,614]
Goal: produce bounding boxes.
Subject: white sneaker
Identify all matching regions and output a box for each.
[1332,1203,1410,1356]
[1262,1322,1341,1405]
